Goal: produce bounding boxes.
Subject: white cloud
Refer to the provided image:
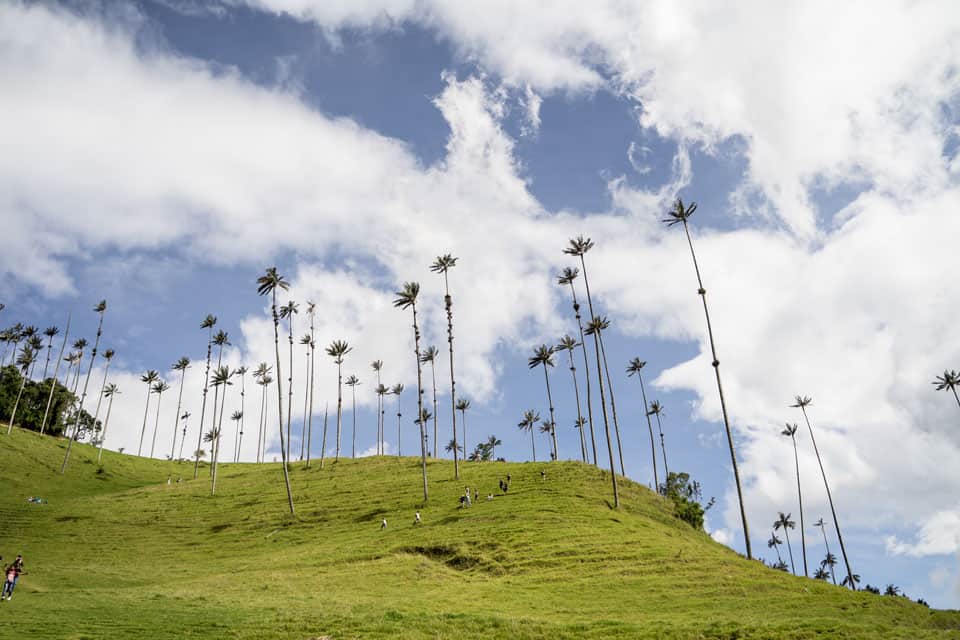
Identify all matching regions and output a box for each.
[887,509,960,557]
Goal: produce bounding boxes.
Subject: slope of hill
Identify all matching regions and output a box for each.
[0,427,956,639]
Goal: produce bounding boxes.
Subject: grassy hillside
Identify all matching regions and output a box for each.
[0,427,957,639]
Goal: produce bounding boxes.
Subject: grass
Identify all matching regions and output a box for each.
[0,426,957,639]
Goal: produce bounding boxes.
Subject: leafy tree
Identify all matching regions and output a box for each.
[663,199,751,558]
[781,423,808,576]
[326,339,352,463]
[627,357,658,490]
[193,314,217,479]
[774,512,797,575]
[430,254,460,479]
[178,411,191,462]
[557,335,587,462]
[863,584,881,595]
[529,344,559,460]
[661,472,714,530]
[557,268,597,465]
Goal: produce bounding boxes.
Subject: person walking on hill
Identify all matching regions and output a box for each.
[2,555,24,601]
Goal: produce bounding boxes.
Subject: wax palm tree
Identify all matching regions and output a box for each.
[193,314,217,479]
[933,370,960,409]
[518,409,540,461]
[841,573,861,589]
[413,406,431,500]
[774,512,797,575]
[202,428,219,466]
[40,314,71,436]
[234,365,248,463]
[813,567,830,581]
[207,330,230,476]
[647,400,669,492]
[97,383,120,464]
[372,360,384,455]
[210,365,233,495]
[345,374,361,458]
[391,383,404,455]
[445,439,463,456]
[585,316,619,507]
[168,357,190,461]
[41,326,59,380]
[591,316,625,474]
[26,334,43,380]
[573,416,588,462]
[430,254,460,479]
[137,370,159,456]
[420,345,440,457]
[253,362,270,463]
[663,199,751,558]
[456,398,471,457]
[304,302,316,467]
[821,552,838,585]
[70,337,88,394]
[529,344,559,460]
[279,300,298,461]
[557,335,587,463]
[5,346,36,434]
[256,267,295,514]
[627,357,659,490]
[538,420,555,459]
[487,434,501,460]
[178,412,191,462]
[149,380,171,458]
[782,423,808,576]
[792,395,854,588]
[557,267,597,466]
[326,339,352,463]
[394,282,426,463]
[91,348,116,430]
[815,517,838,585]
[299,335,311,460]
[231,410,243,464]
[767,532,784,565]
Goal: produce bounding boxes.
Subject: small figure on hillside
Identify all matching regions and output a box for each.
[498,480,505,492]
[464,487,471,507]
[414,511,421,525]
[166,477,171,485]
[474,489,478,503]
[458,495,469,508]
[486,494,494,501]
[540,470,546,481]
[506,474,511,483]
[381,518,388,530]
[1,555,25,601]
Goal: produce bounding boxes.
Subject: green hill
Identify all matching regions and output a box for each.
[0,427,957,639]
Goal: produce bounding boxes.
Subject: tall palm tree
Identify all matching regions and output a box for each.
[231,410,243,464]
[178,412,191,462]
[97,383,120,464]
[256,267,295,515]
[413,406,431,501]
[456,398,471,458]
[420,345,440,457]
[234,365,248,463]
[299,335,311,460]
[557,335,587,463]
[585,316,619,508]
[210,365,233,495]
[40,313,71,436]
[792,395,854,588]
[445,439,463,456]
[841,573,861,589]
[253,362,270,463]
[26,335,43,380]
[774,512,797,575]
[663,199,751,558]
[137,369,160,456]
[207,329,230,475]
[41,326,59,380]
[305,302,317,467]
[202,428,219,470]
[70,338,88,395]
[430,254,460,479]
[627,357,659,491]
[782,423,808,577]
[345,375,361,458]
[528,345,559,460]
[557,267,597,466]
[149,380,171,458]
[933,370,960,409]
[487,434,501,460]
[91,348,116,430]
[326,339,352,462]
[169,357,191,461]
[821,552,838,586]
[538,420,554,457]
[591,316,625,475]
[393,282,425,458]
[194,314,217,479]
[767,532,784,565]
[391,383,404,455]
[259,375,273,463]
[372,360,384,455]
[647,400,669,492]
[814,517,837,585]
[5,346,36,434]
[573,417,588,463]
[279,300,298,461]
[518,409,540,461]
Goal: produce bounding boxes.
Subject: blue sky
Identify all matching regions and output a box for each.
[2,0,960,608]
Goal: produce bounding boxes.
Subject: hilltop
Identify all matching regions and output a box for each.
[0,427,956,639]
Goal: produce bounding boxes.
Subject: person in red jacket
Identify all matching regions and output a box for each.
[1,555,24,601]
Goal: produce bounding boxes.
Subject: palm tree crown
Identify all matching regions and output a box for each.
[392,281,420,309]
[662,198,697,227]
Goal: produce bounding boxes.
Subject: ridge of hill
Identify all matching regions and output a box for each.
[0,427,957,639]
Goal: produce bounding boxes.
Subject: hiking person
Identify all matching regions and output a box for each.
[381,518,387,530]
[2,555,24,601]
[414,511,421,525]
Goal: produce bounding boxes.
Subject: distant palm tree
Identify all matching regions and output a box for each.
[487,434,501,460]
[529,344,559,460]
[345,374,361,458]
[557,335,587,463]
[933,370,960,410]
[26,335,43,380]
[257,267,295,515]
[234,365,248,463]
[841,573,861,589]
[91,348,116,431]
[391,384,404,455]
[572,416,588,462]
[231,410,243,464]
[40,313,71,436]
[813,567,830,581]
[647,401,669,492]
[445,439,463,456]
[394,282,426,462]
[299,335,311,461]
[169,357,191,461]
[178,412,191,462]
[326,339,352,463]
[193,314,217,479]
[518,409,541,461]
[430,254,460,479]
[413,406,431,500]
[97,383,120,464]
[420,345,440,457]
[627,358,659,491]
[767,532,784,565]
[253,362,270,463]
[207,330,230,475]
[137,369,160,456]
[210,365,233,495]
[41,326,59,381]
[538,420,554,457]
[456,398,471,458]
[781,423,808,577]
[304,302,317,467]
[70,337,87,395]
[585,316,619,508]
[279,300,298,461]
[792,395,854,588]
[664,199,751,558]
[814,517,837,585]
[557,267,597,466]
[372,360,384,455]
[148,380,170,458]
[5,346,36,434]
[774,512,797,575]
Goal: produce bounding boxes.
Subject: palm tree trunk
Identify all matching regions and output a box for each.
[594,325,625,476]
[375,370,382,456]
[62,309,106,473]
[319,404,328,467]
[208,344,225,477]
[590,330,619,508]
[306,338,315,467]
[460,408,468,457]
[530,427,536,462]
[411,304,428,502]
[270,288,295,514]
[138,385,152,456]
[396,395,401,456]
[286,320,294,464]
[819,527,837,585]
[636,375,659,492]
[97,393,115,464]
[566,284,598,466]
[212,381,228,495]
[150,391,163,458]
[952,386,960,410]
[91,359,112,432]
[194,327,214,479]
[783,527,796,575]
[681,219,752,559]
[335,360,343,461]
[565,350,587,463]
[42,338,54,381]
[772,539,783,564]
[443,272,460,480]
[542,363,558,460]
[430,361,438,457]
[351,384,357,458]
[256,382,266,463]
[654,411,669,491]
[237,373,246,463]
[300,348,309,460]
[791,436,808,577]
[40,314,70,436]
[5,374,28,435]
[800,405,853,588]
